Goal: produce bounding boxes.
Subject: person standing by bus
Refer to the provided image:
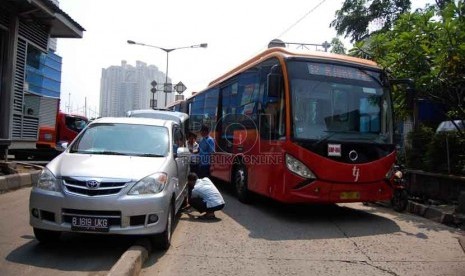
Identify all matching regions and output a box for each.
[187,132,200,175]
[198,125,215,178]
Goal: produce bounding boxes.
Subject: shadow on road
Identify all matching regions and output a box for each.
[6,233,137,273]
[214,179,402,241]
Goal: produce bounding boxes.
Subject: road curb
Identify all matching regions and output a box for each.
[406,200,459,225]
[107,245,149,276]
[0,168,42,193]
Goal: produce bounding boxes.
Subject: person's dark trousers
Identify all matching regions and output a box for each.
[189,197,225,213]
[189,197,207,213]
[190,164,199,176]
[197,165,210,178]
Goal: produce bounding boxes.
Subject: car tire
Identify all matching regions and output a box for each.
[233,164,252,204]
[33,227,61,243]
[153,201,174,250]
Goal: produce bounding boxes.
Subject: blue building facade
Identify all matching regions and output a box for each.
[26,51,62,99]
[0,0,84,156]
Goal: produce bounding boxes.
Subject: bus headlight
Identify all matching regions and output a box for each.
[36,168,59,191]
[128,172,167,195]
[285,154,315,179]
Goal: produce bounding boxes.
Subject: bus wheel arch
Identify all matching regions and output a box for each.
[232,157,253,204]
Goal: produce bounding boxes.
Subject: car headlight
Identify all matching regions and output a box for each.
[128,172,168,195]
[36,168,59,191]
[285,154,315,179]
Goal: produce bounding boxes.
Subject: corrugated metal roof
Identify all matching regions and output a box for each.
[40,0,85,32]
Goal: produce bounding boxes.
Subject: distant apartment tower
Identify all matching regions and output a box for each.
[99,61,174,117]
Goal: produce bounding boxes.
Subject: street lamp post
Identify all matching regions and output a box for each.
[127,40,207,107]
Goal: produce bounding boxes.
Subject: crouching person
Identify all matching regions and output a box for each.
[187,173,225,220]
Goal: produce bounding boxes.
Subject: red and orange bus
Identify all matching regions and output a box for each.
[169,47,401,204]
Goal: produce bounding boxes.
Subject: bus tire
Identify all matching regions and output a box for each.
[233,164,252,204]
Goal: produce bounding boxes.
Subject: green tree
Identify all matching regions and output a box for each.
[330,37,346,54]
[330,0,411,42]
[368,1,465,127]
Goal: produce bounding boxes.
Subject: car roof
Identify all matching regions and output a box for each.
[126,109,189,125]
[90,116,174,127]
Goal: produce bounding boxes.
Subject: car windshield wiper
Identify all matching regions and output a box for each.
[92,151,129,156]
[136,153,166,157]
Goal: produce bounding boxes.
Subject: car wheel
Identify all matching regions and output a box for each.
[33,227,61,243]
[153,201,174,250]
[233,164,252,204]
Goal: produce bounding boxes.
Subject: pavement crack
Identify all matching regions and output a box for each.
[331,220,400,276]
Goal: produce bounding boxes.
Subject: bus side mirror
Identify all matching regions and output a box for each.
[267,73,282,98]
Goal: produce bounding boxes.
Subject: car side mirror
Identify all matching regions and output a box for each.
[176,147,191,158]
[56,142,69,152]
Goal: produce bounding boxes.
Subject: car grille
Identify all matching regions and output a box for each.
[63,177,129,196]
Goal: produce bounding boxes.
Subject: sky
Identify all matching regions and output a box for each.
[55,0,431,118]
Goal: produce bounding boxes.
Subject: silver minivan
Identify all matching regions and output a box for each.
[29,117,190,249]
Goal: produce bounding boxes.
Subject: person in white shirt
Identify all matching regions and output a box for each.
[187,173,225,219]
[187,132,199,174]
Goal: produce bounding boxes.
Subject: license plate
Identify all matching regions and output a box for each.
[71,216,109,232]
[340,191,360,200]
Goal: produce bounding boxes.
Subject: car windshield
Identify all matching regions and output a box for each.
[69,123,169,157]
[287,60,393,144]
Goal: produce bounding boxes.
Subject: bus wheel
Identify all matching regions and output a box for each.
[233,164,252,204]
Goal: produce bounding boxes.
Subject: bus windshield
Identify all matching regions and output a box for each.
[287,60,393,144]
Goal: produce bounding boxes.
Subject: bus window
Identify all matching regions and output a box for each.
[288,60,390,144]
[204,88,219,129]
[190,93,205,132]
[219,82,237,152]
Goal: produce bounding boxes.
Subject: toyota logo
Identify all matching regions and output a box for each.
[349,150,359,162]
[86,180,100,189]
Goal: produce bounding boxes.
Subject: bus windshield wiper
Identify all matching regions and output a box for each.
[311,131,356,147]
[311,131,338,147]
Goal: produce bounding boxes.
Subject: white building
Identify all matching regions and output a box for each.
[99,60,174,117]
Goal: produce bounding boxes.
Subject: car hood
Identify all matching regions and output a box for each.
[47,152,169,181]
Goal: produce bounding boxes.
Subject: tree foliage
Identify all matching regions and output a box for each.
[330,0,411,42]
[368,1,465,123]
[330,37,346,54]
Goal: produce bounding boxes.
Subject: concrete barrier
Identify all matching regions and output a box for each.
[0,168,42,193]
[107,245,149,276]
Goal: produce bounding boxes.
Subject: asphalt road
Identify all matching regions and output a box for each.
[0,187,136,276]
[1,185,465,276]
[141,184,465,276]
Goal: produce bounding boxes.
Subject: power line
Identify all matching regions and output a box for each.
[276,0,328,39]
